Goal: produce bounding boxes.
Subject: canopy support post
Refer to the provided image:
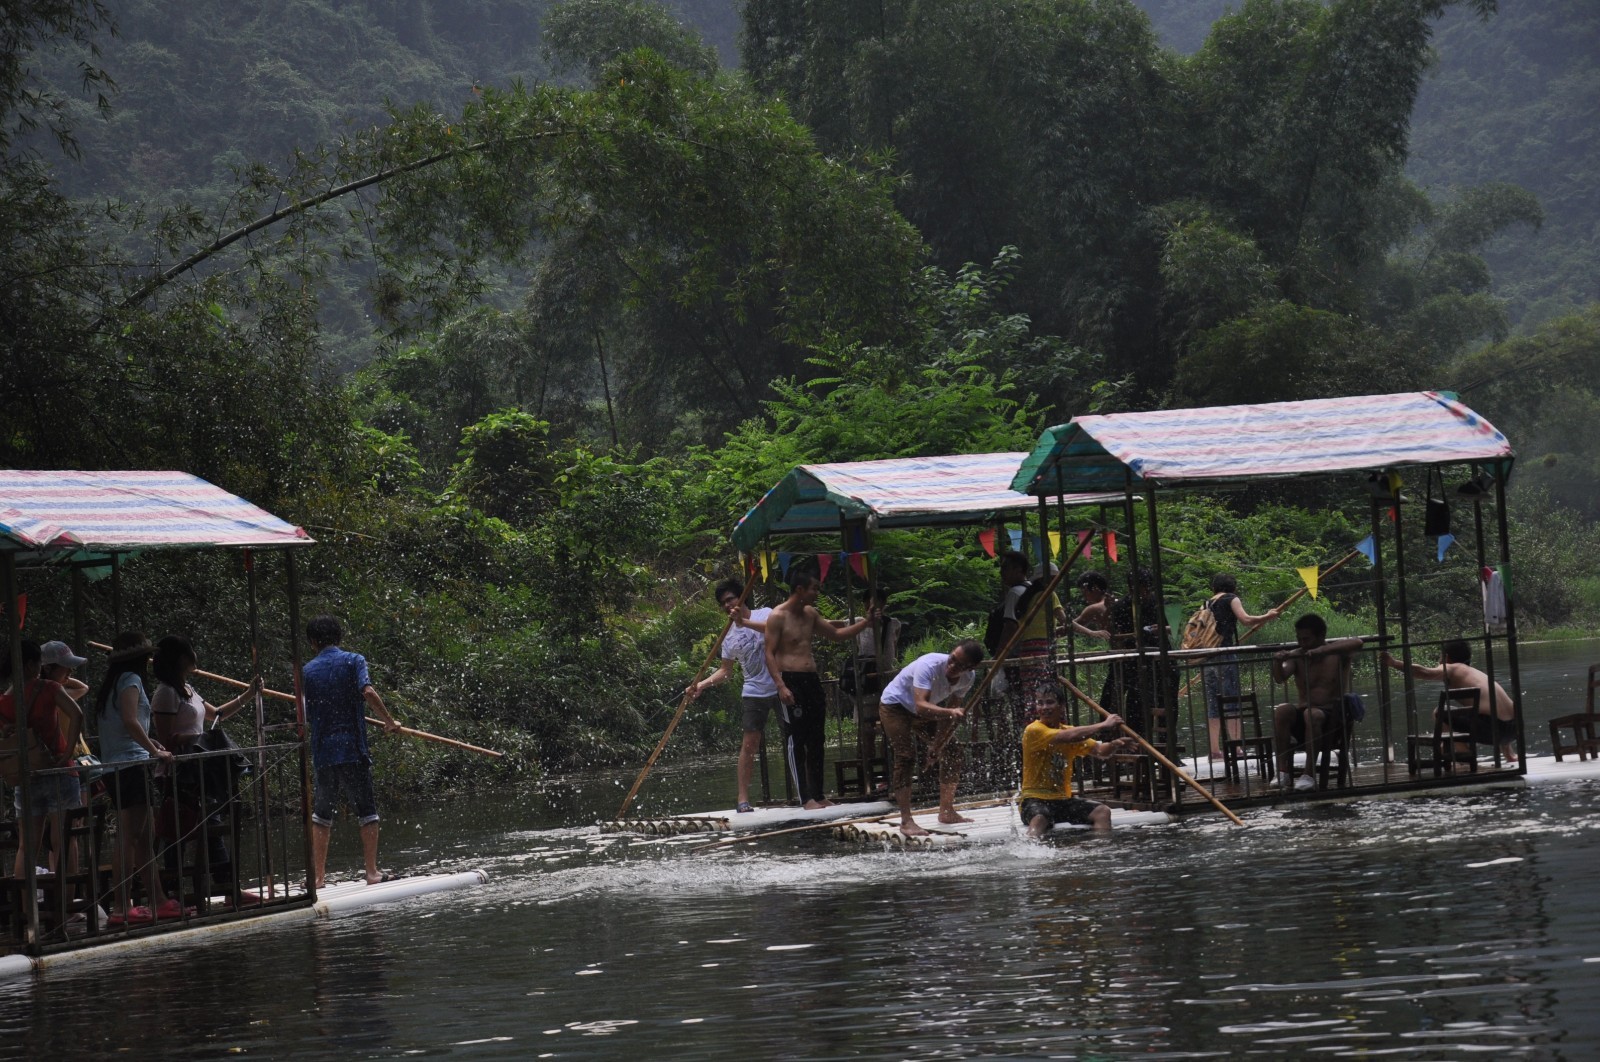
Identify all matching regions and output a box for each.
[1370,493,1395,769]
[1143,484,1179,804]
[4,552,42,950]
[286,550,315,902]
[1492,467,1525,772]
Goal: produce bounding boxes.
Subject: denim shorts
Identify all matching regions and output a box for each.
[312,762,379,826]
[13,770,84,815]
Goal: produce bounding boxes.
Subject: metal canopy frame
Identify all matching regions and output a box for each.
[1,471,316,955]
[1012,392,1523,808]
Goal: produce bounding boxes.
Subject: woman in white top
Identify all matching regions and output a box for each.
[151,635,255,750]
[151,636,256,891]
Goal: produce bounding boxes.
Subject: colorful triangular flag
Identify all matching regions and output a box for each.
[1008,529,1023,553]
[1296,565,1320,600]
[818,553,833,581]
[1355,535,1376,566]
[848,552,867,580]
[978,529,997,558]
[777,552,793,579]
[1105,530,1118,563]
[1435,534,1455,562]
[1047,530,1062,559]
[1076,529,1094,561]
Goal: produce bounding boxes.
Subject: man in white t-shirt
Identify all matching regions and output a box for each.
[690,580,778,812]
[878,639,984,837]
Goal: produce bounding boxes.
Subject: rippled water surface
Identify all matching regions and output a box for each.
[3,640,1598,1059]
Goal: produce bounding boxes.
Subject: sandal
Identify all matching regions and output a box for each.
[735,802,755,813]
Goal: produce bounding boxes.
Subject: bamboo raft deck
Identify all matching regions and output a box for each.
[1081,750,1600,817]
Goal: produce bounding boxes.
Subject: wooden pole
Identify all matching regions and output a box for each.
[1060,676,1246,827]
[364,718,503,758]
[615,568,758,819]
[87,640,505,758]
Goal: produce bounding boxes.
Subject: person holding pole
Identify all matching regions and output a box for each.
[763,572,876,809]
[878,640,984,837]
[688,580,776,813]
[302,616,400,887]
[1018,685,1133,838]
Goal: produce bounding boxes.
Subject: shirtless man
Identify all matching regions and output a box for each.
[1071,571,1114,642]
[1381,640,1517,762]
[878,640,984,836]
[1271,614,1364,792]
[763,572,876,809]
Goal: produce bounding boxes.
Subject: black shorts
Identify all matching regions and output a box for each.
[312,762,379,826]
[1288,703,1347,742]
[1019,796,1104,829]
[109,764,153,808]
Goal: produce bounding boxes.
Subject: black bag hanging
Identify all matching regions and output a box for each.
[1424,469,1451,537]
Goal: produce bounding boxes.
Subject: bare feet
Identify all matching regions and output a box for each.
[937,811,974,825]
[802,799,828,810]
[900,821,929,837]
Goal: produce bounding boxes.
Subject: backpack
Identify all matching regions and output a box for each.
[982,606,1007,655]
[1181,598,1223,650]
[986,578,1053,655]
[1015,578,1050,626]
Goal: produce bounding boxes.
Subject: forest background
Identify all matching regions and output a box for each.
[4,0,1597,792]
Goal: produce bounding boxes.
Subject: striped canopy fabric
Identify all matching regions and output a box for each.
[1012,391,1514,496]
[732,452,1120,552]
[0,470,312,557]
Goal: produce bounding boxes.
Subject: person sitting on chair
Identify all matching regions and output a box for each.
[1381,641,1517,763]
[1271,615,1363,792]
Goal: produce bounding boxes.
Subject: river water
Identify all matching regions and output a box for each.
[3,639,1598,1058]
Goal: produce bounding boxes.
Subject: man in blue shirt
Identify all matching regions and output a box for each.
[302,615,400,887]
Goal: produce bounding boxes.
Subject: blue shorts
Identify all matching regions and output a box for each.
[13,771,84,815]
[312,762,379,826]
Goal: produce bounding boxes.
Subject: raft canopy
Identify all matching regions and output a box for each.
[731,452,1123,552]
[0,469,313,566]
[1011,391,1515,496]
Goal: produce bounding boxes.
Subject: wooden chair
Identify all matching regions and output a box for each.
[1219,693,1272,783]
[1408,689,1480,777]
[1549,664,1600,762]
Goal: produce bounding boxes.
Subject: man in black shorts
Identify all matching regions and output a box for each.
[762,571,876,808]
[1018,685,1131,838]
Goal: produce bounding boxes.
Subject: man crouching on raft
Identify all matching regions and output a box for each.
[877,640,984,837]
[1019,685,1134,838]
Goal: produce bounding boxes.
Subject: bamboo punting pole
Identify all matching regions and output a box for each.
[87,641,505,759]
[1174,548,1364,700]
[1060,675,1245,827]
[615,568,758,819]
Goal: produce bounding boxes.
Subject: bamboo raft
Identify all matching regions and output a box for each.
[599,800,896,836]
[831,804,1174,849]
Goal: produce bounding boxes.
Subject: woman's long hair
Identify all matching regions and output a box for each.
[151,635,196,696]
[96,631,152,718]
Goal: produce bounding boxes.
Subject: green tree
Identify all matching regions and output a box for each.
[542,0,720,83]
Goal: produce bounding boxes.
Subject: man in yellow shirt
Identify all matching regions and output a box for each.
[1018,685,1132,837]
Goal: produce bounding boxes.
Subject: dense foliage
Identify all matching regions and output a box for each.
[6,0,1598,795]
